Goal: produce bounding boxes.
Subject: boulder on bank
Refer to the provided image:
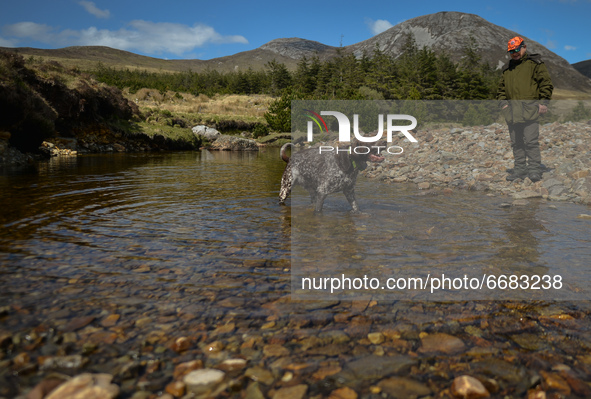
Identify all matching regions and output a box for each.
[192,125,258,151]
[192,125,221,141]
[207,135,259,151]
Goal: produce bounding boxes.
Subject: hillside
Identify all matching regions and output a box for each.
[0,44,302,74]
[573,60,591,80]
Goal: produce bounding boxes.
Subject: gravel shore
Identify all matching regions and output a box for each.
[364,121,591,205]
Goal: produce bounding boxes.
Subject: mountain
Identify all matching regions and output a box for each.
[2,11,590,93]
[573,60,591,80]
[344,11,590,93]
[0,45,300,73]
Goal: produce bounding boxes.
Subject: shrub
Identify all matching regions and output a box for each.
[264,89,294,132]
[252,123,270,139]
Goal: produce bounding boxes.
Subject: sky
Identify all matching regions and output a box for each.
[1,0,590,65]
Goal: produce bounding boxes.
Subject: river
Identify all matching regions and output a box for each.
[1,150,591,398]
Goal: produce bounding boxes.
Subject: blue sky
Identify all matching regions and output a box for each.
[1,0,590,64]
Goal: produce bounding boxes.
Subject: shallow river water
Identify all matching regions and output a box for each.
[1,150,591,398]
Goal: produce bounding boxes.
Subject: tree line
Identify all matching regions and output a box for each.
[92,36,500,102]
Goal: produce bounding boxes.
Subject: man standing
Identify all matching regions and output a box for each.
[497,36,553,182]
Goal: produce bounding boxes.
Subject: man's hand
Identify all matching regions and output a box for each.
[539,104,548,114]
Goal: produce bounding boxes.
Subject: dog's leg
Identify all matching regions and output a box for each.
[314,193,327,213]
[309,191,317,205]
[343,188,360,213]
[279,163,292,205]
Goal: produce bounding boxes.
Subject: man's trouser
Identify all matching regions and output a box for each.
[508,121,541,175]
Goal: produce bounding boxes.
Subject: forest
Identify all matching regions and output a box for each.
[92,36,500,102]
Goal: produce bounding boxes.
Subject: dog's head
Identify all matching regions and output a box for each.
[336,138,386,173]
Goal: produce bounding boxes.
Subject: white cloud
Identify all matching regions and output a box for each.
[3,22,53,38]
[365,18,394,35]
[545,40,557,49]
[0,37,17,47]
[564,45,577,51]
[78,1,110,19]
[1,21,248,56]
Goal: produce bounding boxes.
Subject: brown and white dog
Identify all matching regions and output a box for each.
[279,140,385,212]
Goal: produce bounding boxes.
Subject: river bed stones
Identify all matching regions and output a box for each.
[2,298,591,398]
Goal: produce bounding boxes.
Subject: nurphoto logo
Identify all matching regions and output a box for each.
[304,110,418,155]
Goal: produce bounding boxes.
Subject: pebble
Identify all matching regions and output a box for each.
[173,360,203,380]
[328,387,358,399]
[340,354,417,381]
[217,358,248,374]
[171,336,191,352]
[165,380,186,397]
[44,373,119,399]
[100,314,120,328]
[263,343,290,357]
[540,371,571,395]
[367,332,385,345]
[245,366,275,385]
[183,368,226,395]
[245,382,265,399]
[451,375,490,398]
[418,333,466,355]
[272,384,308,399]
[378,376,432,398]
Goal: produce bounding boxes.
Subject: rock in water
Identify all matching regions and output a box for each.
[183,368,226,396]
[45,373,119,399]
[451,375,490,398]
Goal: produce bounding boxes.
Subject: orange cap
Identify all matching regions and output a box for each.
[507,36,524,51]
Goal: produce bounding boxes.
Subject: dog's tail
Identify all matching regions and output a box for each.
[280,142,293,163]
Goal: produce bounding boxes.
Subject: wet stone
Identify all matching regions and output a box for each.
[540,371,571,395]
[100,314,120,328]
[367,332,385,345]
[510,333,551,351]
[61,316,95,332]
[418,333,466,355]
[26,375,69,399]
[45,373,119,399]
[451,375,490,399]
[328,386,358,399]
[173,359,203,379]
[245,381,265,399]
[272,384,308,399]
[245,366,275,385]
[217,358,247,374]
[378,376,432,399]
[263,343,290,357]
[183,368,226,395]
[338,355,417,382]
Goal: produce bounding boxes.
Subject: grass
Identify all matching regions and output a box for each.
[552,88,591,100]
[125,89,273,124]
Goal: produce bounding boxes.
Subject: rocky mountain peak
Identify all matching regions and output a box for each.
[345,11,590,92]
[259,38,337,60]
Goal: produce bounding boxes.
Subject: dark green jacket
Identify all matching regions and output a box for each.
[497,53,554,123]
